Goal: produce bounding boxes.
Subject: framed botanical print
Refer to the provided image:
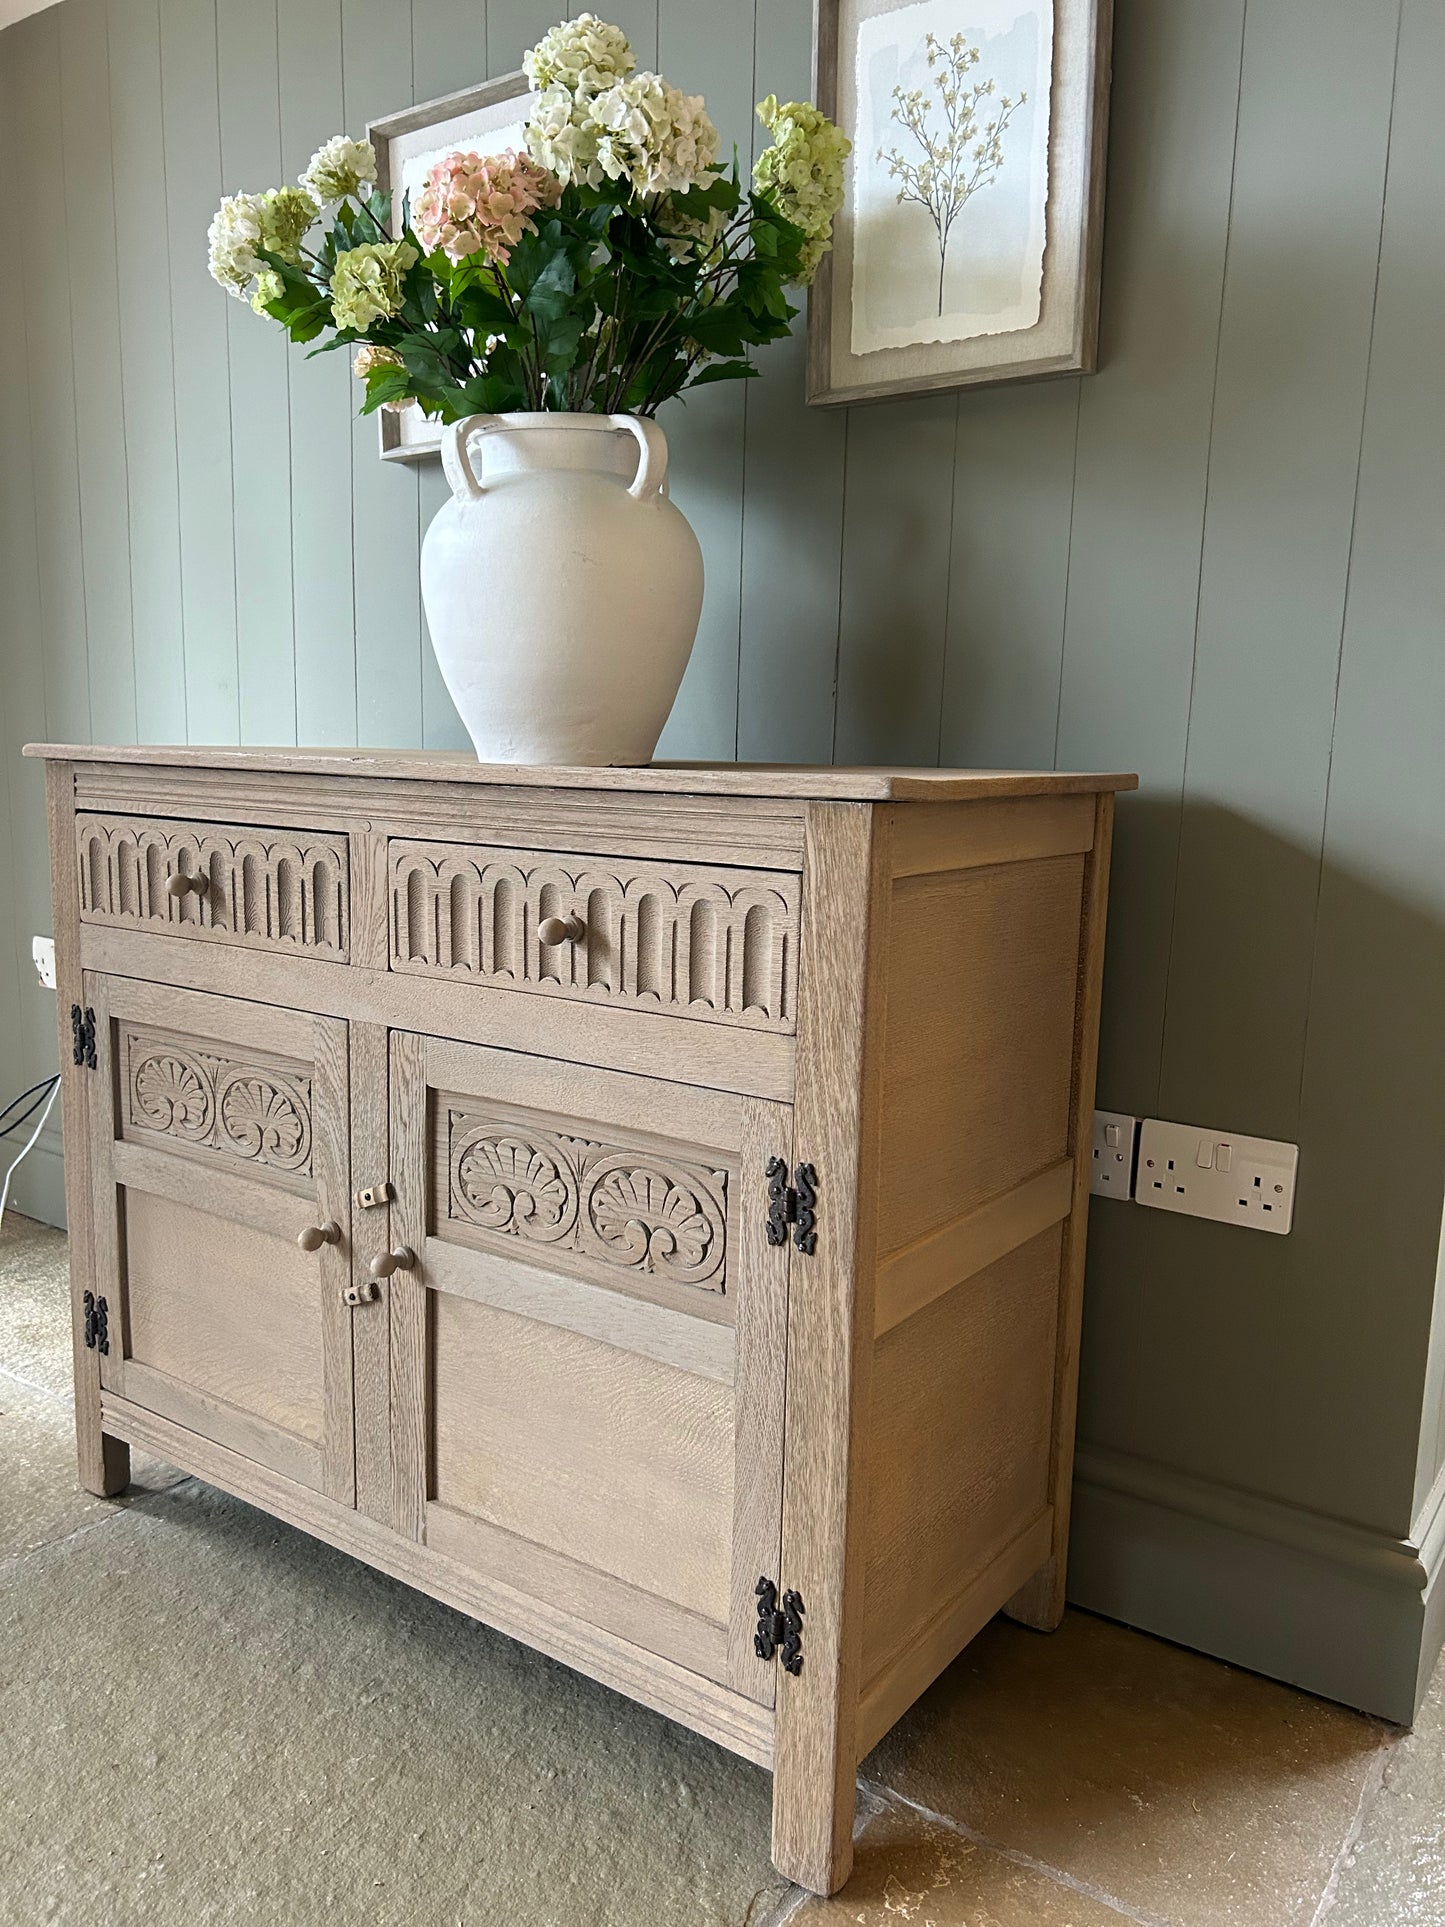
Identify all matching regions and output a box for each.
[808,0,1112,405]
[368,74,530,461]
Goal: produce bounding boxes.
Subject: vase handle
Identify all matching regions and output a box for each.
[609,415,667,502]
[442,416,497,502]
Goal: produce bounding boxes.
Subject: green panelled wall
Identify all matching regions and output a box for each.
[3,0,1444,1716]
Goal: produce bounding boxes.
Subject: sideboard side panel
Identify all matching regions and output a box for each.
[855,791,1115,1744]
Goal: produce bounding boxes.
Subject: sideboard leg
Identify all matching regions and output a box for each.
[770,1731,857,1896]
[79,1423,131,1499]
[1005,1554,1065,1632]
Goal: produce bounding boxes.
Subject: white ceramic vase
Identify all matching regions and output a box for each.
[420,411,704,766]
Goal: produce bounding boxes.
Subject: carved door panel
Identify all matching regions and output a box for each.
[84,973,355,1503]
[386,1030,792,1704]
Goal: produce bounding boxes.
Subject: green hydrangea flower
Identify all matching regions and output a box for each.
[258,185,319,261]
[753,96,850,284]
[330,239,419,332]
[249,269,286,316]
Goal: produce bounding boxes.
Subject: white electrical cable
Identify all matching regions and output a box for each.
[0,1076,60,1232]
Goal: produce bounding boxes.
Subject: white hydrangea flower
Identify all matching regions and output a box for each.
[207,185,318,300]
[526,64,719,196]
[525,80,604,186]
[302,134,377,204]
[207,191,267,297]
[524,12,634,92]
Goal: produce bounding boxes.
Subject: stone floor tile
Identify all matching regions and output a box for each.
[788,1796,1139,1926]
[865,1609,1388,1927]
[0,1376,185,1562]
[0,1482,790,1927]
[0,1210,73,1399]
[1325,1646,1445,1925]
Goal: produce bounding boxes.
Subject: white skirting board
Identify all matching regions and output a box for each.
[1068,1443,1445,1726]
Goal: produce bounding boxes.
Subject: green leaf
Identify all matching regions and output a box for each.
[686,358,759,387]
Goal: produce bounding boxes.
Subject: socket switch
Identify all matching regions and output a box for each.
[32,935,56,991]
[1135,1118,1298,1235]
[1090,1110,1139,1199]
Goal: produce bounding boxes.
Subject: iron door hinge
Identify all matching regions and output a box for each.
[765,1158,818,1255]
[70,1004,97,1070]
[754,1577,805,1674]
[82,1291,109,1355]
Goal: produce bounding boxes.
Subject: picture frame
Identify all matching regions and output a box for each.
[807,0,1112,406]
[368,73,531,462]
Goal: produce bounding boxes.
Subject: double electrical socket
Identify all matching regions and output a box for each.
[1090,1109,1298,1235]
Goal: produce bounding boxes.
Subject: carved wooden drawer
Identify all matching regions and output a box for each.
[388,837,800,1031]
[76,812,349,960]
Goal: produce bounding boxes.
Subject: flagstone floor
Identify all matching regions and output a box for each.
[2,1207,1441,1927]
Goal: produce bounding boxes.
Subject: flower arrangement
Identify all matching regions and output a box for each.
[207,13,849,421]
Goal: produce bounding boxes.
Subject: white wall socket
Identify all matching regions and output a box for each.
[32,935,56,991]
[1135,1118,1298,1235]
[1090,1110,1139,1198]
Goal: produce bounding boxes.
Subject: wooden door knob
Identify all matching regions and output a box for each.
[369,1245,416,1280]
[297,1220,342,1252]
[165,871,208,898]
[538,913,585,946]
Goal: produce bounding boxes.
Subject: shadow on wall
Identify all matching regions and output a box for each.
[1083,796,1445,1539]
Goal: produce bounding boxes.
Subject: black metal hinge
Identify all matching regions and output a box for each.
[70,1003,97,1070]
[765,1158,818,1255]
[754,1577,804,1674]
[82,1291,109,1355]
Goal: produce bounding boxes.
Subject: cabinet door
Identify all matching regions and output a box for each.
[85,973,355,1503]
[386,1031,791,1704]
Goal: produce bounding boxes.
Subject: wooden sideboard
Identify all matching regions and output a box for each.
[30,744,1134,1896]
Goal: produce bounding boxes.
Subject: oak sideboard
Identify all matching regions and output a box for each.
[30,744,1134,1896]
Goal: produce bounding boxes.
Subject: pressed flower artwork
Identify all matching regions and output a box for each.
[809,0,1111,403]
[855,6,1049,348]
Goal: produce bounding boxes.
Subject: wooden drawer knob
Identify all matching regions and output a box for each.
[165,871,208,899]
[369,1245,416,1280]
[538,913,585,946]
[296,1221,342,1252]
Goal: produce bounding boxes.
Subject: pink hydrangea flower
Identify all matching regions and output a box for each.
[413,148,562,265]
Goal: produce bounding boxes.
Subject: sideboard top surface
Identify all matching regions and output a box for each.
[26,743,1137,802]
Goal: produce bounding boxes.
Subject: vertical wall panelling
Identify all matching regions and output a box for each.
[14,9,90,749]
[108,0,187,745]
[413,0,487,753]
[61,0,137,749]
[940,379,1080,770]
[1055,0,1247,1110]
[833,396,958,765]
[279,0,357,746]
[160,0,241,742]
[218,0,298,745]
[343,0,423,749]
[654,0,755,762]
[1159,0,1400,1133]
[414,0,483,101]
[1055,0,1248,1479]
[9,9,85,1151]
[736,0,847,766]
[1134,0,1401,1522]
[1292,0,1445,1528]
[0,36,54,1141]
